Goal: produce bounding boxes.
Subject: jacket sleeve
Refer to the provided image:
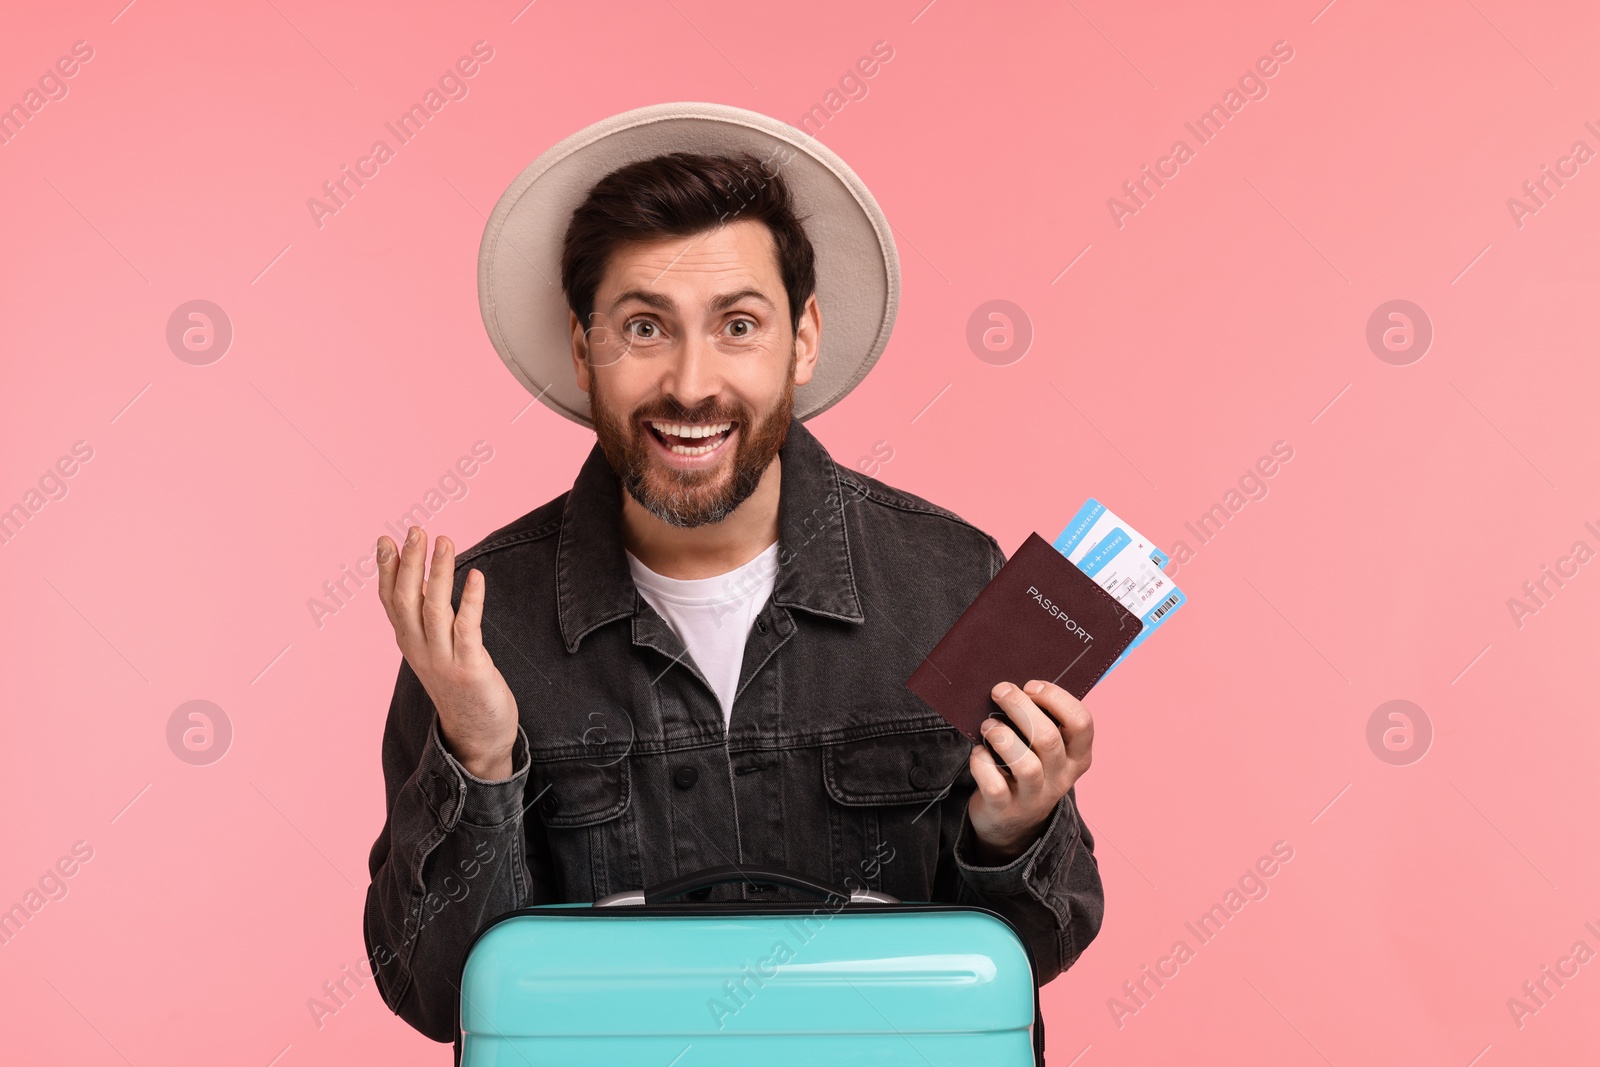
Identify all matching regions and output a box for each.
[943,785,1104,984]
[929,534,1105,985]
[361,656,556,1043]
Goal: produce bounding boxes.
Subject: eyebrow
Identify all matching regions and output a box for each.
[609,287,776,315]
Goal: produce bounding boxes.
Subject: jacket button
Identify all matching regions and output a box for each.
[673,765,699,790]
[909,765,931,789]
[541,793,560,815]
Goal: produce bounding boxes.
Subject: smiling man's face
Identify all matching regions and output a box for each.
[570,218,820,527]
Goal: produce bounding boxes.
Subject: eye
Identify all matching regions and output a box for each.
[726,317,756,338]
[625,318,659,339]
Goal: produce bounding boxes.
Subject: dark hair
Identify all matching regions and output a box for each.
[561,150,817,336]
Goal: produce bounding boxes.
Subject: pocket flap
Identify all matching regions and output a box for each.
[822,728,971,806]
[528,756,631,828]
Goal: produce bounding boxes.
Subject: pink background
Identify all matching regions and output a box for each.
[3,0,1597,1063]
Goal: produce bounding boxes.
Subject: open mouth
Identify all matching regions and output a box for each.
[644,419,736,457]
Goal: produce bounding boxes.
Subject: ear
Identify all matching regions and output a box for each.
[569,309,592,394]
[792,292,821,388]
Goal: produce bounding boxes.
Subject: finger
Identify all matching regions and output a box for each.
[389,527,427,647]
[421,534,456,653]
[990,682,1053,749]
[968,744,1014,804]
[991,682,1065,775]
[1022,679,1092,737]
[980,719,1045,792]
[1023,679,1094,767]
[375,535,398,621]
[453,567,487,664]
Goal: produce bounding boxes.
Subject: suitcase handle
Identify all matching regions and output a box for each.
[596,864,899,905]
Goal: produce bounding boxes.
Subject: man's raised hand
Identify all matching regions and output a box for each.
[376,527,519,781]
[966,679,1094,865]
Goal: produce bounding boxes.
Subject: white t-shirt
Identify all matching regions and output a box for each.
[625,541,781,729]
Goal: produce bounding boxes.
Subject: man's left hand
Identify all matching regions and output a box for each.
[967,679,1094,866]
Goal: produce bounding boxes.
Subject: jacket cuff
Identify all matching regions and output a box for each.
[420,717,531,829]
[953,791,1078,897]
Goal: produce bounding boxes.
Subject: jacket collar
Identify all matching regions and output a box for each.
[556,416,865,653]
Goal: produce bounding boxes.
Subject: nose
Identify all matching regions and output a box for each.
[657,331,720,414]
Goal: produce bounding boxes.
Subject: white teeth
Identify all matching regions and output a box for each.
[648,420,732,440]
[646,419,733,456]
[666,440,720,455]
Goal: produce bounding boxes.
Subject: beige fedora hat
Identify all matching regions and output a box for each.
[476,102,900,428]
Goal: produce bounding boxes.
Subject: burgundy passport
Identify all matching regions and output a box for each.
[905,532,1144,745]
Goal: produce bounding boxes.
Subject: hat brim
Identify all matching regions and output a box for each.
[477,102,900,428]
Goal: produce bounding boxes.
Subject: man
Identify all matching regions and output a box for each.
[363,103,1104,1045]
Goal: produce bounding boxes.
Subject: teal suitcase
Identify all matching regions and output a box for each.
[455,865,1045,1065]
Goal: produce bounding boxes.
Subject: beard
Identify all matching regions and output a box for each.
[589,353,795,528]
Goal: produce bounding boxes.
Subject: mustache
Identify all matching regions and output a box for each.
[631,401,747,424]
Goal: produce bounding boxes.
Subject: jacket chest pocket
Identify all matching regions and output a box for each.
[820,726,974,900]
[528,754,640,902]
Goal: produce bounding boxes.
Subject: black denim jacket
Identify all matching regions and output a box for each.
[362,416,1105,1043]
